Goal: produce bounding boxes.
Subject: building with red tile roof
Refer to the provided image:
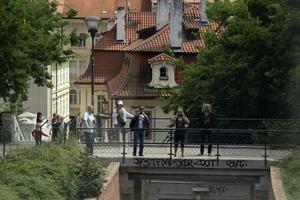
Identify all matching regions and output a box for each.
[74,0,219,120]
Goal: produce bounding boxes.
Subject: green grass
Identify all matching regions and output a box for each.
[280,149,300,200]
[0,140,103,200]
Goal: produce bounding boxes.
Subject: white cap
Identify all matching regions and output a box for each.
[117,100,123,105]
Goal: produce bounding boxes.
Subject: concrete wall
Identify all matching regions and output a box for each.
[98,162,120,200]
[119,165,269,200]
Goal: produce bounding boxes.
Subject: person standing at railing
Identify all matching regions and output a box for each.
[130,106,149,156]
[83,106,96,155]
[171,109,190,157]
[112,100,133,143]
[199,103,216,156]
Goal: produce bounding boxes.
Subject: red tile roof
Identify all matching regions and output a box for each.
[124,25,205,53]
[75,51,124,84]
[59,0,152,18]
[109,53,174,98]
[95,12,156,50]
[148,53,177,63]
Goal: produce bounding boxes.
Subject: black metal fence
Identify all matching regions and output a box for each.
[75,126,300,166]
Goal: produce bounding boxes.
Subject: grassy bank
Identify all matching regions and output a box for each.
[280,149,300,200]
[0,140,103,200]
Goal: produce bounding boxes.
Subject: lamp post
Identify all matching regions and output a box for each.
[85,16,100,107]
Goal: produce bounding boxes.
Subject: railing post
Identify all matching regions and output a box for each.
[216,129,220,166]
[264,130,268,167]
[169,129,173,160]
[122,128,126,164]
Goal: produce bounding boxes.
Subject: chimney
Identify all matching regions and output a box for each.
[116,6,125,43]
[200,0,208,24]
[156,0,169,30]
[170,0,183,49]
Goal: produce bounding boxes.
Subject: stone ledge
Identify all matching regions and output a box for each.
[269,166,287,200]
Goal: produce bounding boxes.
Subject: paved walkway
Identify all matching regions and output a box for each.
[92,144,291,160]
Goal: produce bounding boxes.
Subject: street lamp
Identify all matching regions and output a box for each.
[85,16,100,107]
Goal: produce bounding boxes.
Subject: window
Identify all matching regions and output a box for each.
[79,33,86,47]
[69,60,77,75]
[159,67,168,80]
[79,60,87,75]
[70,33,86,47]
[97,95,107,114]
[70,89,77,105]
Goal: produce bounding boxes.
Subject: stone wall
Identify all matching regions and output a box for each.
[269,166,287,200]
[98,162,120,200]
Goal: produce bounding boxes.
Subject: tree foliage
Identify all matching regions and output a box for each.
[0,0,68,103]
[165,0,299,118]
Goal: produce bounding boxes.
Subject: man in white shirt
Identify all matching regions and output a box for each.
[112,100,133,142]
[83,106,95,154]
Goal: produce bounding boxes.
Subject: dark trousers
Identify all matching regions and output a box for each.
[133,129,145,156]
[174,132,185,149]
[200,132,212,154]
[84,132,94,155]
[35,138,42,146]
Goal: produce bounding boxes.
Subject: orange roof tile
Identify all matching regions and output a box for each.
[95,12,156,50]
[75,51,124,84]
[148,53,177,63]
[124,25,205,53]
[60,0,152,18]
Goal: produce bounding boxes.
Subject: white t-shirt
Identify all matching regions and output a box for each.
[83,112,95,132]
[138,114,145,128]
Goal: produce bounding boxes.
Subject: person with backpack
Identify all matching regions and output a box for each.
[171,109,190,157]
[112,100,133,143]
[130,106,149,156]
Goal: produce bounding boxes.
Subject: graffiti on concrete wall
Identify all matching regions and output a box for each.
[132,158,249,169]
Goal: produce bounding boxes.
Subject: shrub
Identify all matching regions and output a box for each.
[0,140,103,200]
[280,149,300,200]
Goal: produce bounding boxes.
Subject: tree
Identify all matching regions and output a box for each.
[0,0,67,105]
[165,0,298,118]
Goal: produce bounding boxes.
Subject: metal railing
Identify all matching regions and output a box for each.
[76,127,300,166]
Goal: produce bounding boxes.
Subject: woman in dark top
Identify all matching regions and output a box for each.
[199,103,215,156]
[172,109,190,157]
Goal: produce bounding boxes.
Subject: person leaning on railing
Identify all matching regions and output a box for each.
[112,100,133,143]
[171,109,190,157]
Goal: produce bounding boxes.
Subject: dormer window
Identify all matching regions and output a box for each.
[159,67,168,80]
[148,53,178,88]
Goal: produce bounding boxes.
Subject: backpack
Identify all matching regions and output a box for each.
[117,114,126,127]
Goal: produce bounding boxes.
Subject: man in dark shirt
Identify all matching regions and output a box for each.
[130,106,149,156]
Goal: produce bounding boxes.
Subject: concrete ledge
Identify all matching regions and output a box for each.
[269,166,287,200]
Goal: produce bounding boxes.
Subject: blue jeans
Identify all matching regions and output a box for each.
[133,129,145,156]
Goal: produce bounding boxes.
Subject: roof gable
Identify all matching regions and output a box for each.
[148,53,177,63]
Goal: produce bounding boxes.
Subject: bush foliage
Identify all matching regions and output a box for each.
[280,149,300,200]
[0,141,103,200]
